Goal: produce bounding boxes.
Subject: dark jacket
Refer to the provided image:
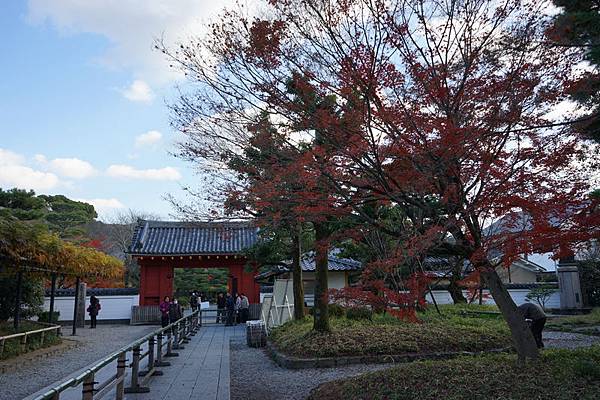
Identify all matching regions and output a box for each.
[87,301,101,316]
[217,296,227,309]
[518,302,546,320]
[226,296,235,311]
[169,302,183,322]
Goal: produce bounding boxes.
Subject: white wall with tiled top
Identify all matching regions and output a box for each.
[41,295,139,321]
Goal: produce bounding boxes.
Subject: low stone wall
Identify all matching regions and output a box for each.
[266,342,513,370]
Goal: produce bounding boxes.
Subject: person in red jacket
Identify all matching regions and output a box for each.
[160,296,171,328]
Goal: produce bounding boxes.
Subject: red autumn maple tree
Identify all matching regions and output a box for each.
[164,0,599,359]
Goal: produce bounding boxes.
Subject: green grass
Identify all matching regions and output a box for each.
[269,304,511,358]
[546,308,600,333]
[308,345,600,400]
[0,321,61,360]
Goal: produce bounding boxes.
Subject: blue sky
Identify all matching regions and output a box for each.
[0,1,232,220]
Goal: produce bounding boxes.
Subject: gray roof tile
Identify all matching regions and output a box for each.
[295,249,362,271]
[127,220,258,255]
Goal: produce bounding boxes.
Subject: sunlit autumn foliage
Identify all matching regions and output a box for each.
[0,218,124,281]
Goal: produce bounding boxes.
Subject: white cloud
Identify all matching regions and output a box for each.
[35,154,97,179]
[34,154,47,164]
[122,80,155,103]
[135,130,162,147]
[106,164,182,181]
[0,148,60,191]
[0,148,26,166]
[47,158,97,179]
[77,197,125,210]
[27,0,239,84]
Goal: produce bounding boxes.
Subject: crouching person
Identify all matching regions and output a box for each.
[518,300,547,348]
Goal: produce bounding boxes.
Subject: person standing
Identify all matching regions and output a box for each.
[240,293,250,323]
[518,300,547,348]
[87,296,101,328]
[234,293,242,324]
[225,293,235,326]
[217,292,226,324]
[169,299,183,324]
[190,291,198,313]
[160,296,171,328]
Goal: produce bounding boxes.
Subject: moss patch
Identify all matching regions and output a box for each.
[546,308,600,333]
[308,346,600,400]
[269,304,511,359]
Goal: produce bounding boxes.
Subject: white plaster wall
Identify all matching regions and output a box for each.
[302,271,346,289]
[426,289,560,309]
[42,295,139,321]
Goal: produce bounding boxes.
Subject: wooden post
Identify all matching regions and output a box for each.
[13,270,23,330]
[173,322,182,350]
[48,273,57,324]
[165,329,178,357]
[20,334,27,353]
[146,337,155,374]
[82,372,95,400]
[182,318,190,343]
[72,277,80,336]
[116,352,126,400]
[155,333,170,366]
[129,346,140,387]
[124,345,150,393]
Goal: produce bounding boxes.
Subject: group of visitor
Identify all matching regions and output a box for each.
[218,292,249,326]
[158,291,250,328]
[159,296,183,328]
[189,291,207,312]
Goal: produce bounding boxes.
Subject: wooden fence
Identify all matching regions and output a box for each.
[33,310,200,400]
[0,322,61,359]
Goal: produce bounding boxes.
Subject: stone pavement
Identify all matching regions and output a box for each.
[125,324,245,400]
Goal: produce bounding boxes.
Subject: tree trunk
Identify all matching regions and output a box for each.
[13,270,23,330]
[292,224,305,320]
[480,265,539,361]
[313,222,330,332]
[49,273,57,324]
[448,267,467,304]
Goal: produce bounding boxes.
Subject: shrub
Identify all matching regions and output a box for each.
[0,275,44,322]
[37,311,60,323]
[328,304,346,318]
[308,304,345,317]
[526,285,558,310]
[346,307,373,321]
[177,297,190,308]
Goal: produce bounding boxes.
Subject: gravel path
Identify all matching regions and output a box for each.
[0,324,156,400]
[230,339,393,400]
[544,330,600,349]
[230,331,600,400]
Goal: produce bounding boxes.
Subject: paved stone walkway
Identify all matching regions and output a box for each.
[125,324,245,400]
[15,325,156,400]
[20,324,244,400]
